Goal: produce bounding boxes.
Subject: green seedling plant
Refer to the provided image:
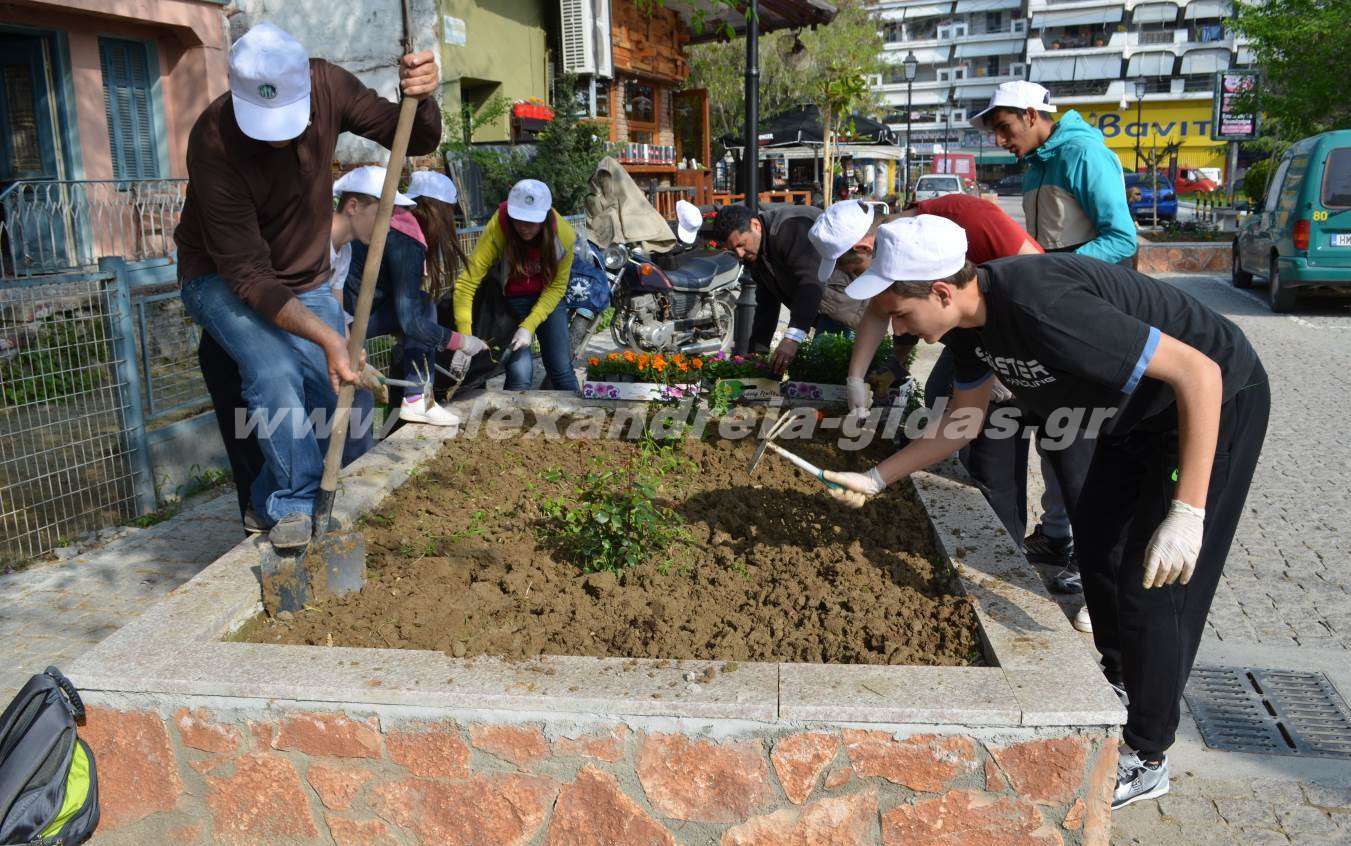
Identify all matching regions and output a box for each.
[537,469,688,575]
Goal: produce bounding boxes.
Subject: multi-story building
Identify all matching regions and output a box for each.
[871,0,1030,163]
[870,0,1255,176]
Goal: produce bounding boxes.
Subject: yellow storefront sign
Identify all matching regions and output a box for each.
[1076,100,1227,171]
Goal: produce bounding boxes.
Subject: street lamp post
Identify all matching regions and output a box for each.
[903,50,918,198]
[943,90,956,167]
[1133,78,1146,174]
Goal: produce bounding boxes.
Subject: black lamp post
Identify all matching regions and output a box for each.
[903,50,918,197]
[944,89,956,161]
[1133,78,1146,174]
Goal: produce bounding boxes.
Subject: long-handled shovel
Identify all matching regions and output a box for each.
[260,0,421,616]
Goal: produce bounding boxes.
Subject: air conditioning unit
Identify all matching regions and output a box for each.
[561,0,611,76]
[1012,18,1027,33]
[1010,62,1027,77]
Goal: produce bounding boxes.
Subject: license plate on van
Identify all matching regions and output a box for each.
[1333,233,1351,247]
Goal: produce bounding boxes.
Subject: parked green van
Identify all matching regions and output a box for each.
[1233,130,1351,312]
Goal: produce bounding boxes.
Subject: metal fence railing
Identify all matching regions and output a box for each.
[0,260,152,564]
[0,179,188,278]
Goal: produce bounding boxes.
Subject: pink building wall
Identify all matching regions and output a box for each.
[3,0,229,179]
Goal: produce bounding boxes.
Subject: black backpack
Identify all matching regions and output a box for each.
[0,668,99,845]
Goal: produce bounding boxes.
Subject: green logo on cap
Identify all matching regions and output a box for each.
[258,83,277,100]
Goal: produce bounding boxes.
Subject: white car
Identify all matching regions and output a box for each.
[912,174,964,201]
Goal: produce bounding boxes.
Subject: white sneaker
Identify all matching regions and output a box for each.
[1072,605,1093,633]
[399,396,460,427]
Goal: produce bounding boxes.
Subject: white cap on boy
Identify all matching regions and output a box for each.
[968,80,1057,130]
[845,215,967,300]
[406,170,459,206]
[229,23,311,142]
[507,179,552,223]
[808,200,875,281]
[332,166,415,206]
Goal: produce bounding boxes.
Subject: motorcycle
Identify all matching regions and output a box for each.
[599,241,742,356]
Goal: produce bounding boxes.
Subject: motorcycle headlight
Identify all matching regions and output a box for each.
[604,244,629,271]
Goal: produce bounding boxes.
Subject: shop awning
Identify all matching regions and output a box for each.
[955,38,1024,58]
[1031,53,1122,81]
[976,149,1016,164]
[666,0,837,43]
[1031,6,1123,27]
[1127,51,1176,76]
[1183,0,1230,18]
[1131,2,1180,23]
[954,0,1021,12]
[877,2,953,20]
[1180,48,1230,74]
[758,144,908,161]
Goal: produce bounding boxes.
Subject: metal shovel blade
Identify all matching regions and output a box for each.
[258,528,366,617]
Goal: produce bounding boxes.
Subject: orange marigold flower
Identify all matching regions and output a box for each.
[677,362,689,372]
[623,351,636,362]
[608,352,620,361]
[588,356,600,366]
[638,354,650,368]
[654,354,667,367]
[653,360,667,371]
[691,357,704,368]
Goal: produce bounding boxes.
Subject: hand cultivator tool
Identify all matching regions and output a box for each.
[749,409,865,506]
[260,0,419,616]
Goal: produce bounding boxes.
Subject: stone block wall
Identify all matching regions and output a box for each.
[1135,241,1231,274]
[82,705,1118,846]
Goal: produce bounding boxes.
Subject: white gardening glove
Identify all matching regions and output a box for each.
[1142,500,1205,589]
[509,326,533,352]
[989,377,1013,404]
[846,376,872,421]
[456,333,488,356]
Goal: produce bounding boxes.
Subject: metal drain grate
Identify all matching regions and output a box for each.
[1185,665,1351,759]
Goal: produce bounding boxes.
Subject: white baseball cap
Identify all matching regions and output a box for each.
[507,179,552,223]
[332,166,415,206]
[405,169,459,205]
[845,215,968,300]
[405,170,458,206]
[229,23,311,142]
[675,200,703,245]
[808,200,875,281]
[968,81,1057,130]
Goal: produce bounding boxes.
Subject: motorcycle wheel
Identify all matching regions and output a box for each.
[569,311,600,360]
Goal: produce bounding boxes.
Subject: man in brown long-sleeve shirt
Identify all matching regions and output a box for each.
[177,22,441,548]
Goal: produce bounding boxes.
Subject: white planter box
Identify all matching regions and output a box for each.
[712,377,782,403]
[581,380,701,401]
[781,381,849,403]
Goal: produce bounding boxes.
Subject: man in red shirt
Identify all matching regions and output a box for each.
[812,195,1091,602]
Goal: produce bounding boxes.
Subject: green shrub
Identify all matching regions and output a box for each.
[1242,158,1274,207]
[538,469,687,574]
[785,332,894,384]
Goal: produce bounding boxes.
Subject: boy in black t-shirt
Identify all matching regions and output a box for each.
[822,215,1269,811]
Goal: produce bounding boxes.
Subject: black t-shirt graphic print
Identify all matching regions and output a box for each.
[941,253,1259,435]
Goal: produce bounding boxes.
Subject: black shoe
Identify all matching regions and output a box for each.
[1024,524,1073,565]
[1051,562,1084,594]
[243,506,268,535]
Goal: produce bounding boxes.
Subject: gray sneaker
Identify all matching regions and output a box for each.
[269,512,312,550]
[243,506,268,535]
[1113,750,1168,810]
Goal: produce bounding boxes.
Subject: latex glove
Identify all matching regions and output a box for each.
[456,333,489,356]
[769,338,799,374]
[509,326,533,353]
[846,376,872,421]
[1142,500,1206,589]
[820,467,885,509]
[989,377,1014,404]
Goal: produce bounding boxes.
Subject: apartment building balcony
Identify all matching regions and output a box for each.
[1027,29,1128,53]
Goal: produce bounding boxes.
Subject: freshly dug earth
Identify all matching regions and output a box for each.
[238,419,982,666]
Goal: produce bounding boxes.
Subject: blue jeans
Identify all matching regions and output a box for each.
[181,275,343,523]
[503,296,577,392]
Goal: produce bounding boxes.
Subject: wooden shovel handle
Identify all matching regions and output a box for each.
[317,94,420,505]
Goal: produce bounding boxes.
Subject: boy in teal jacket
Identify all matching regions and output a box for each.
[971,81,1137,266]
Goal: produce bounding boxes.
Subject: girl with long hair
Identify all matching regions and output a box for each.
[452,179,578,392]
[343,168,486,427]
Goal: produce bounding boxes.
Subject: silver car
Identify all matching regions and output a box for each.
[912,174,964,201]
